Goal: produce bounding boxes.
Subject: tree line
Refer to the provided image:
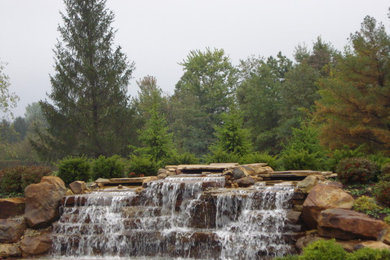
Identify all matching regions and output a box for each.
[1,0,389,171]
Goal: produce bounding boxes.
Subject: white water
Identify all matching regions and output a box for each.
[52,177,296,259]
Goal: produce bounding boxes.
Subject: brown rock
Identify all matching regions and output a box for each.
[69,181,87,194]
[0,243,21,258]
[0,197,25,219]
[318,208,388,241]
[20,231,51,256]
[295,230,321,252]
[232,167,247,179]
[297,175,319,193]
[0,217,26,243]
[358,241,390,250]
[235,176,255,187]
[24,176,66,228]
[302,184,354,229]
[286,210,301,224]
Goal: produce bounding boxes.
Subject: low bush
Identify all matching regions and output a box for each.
[279,149,328,171]
[57,156,91,185]
[328,145,366,171]
[347,247,390,260]
[374,181,390,207]
[0,166,52,195]
[274,255,299,260]
[384,215,390,225]
[352,196,382,216]
[336,158,379,184]
[165,152,199,165]
[239,152,279,170]
[299,239,347,260]
[91,155,125,180]
[204,149,241,164]
[21,166,52,190]
[0,166,24,193]
[128,155,158,176]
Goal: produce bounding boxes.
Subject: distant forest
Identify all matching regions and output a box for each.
[0,1,389,171]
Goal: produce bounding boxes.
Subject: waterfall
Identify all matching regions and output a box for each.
[52,177,297,259]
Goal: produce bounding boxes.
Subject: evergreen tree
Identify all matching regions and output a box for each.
[170,48,237,156]
[207,107,252,162]
[32,0,135,159]
[135,104,174,164]
[315,16,390,154]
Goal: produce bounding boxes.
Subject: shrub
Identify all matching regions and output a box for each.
[328,145,366,171]
[381,163,390,175]
[164,152,199,165]
[299,239,347,260]
[347,247,390,260]
[374,181,390,207]
[128,155,158,176]
[352,196,382,216]
[239,152,279,170]
[336,158,379,184]
[204,149,241,164]
[0,166,24,193]
[21,166,52,190]
[91,155,125,180]
[57,157,91,185]
[384,215,390,225]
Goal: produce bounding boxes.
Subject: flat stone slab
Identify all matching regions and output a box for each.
[177,164,236,173]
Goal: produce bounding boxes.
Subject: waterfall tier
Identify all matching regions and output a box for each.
[52,176,299,259]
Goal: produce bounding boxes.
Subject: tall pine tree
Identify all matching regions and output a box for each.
[32,0,135,159]
[315,16,390,154]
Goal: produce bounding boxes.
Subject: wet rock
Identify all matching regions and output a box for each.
[297,175,319,193]
[142,176,159,187]
[0,197,25,219]
[235,176,255,187]
[0,243,21,258]
[69,181,87,194]
[0,217,26,243]
[286,210,301,224]
[20,229,52,256]
[318,208,388,241]
[232,167,246,179]
[302,184,354,229]
[24,176,66,228]
[65,189,74,196]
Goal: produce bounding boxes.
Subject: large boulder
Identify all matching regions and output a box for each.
[24,176,66,228]
[0,217,26,243]
[69,180,87,194]
[0,198,25,219]
[20,229,52,256]
[0,243,21,258]
[302,184,354,229]
[318,208,388,241]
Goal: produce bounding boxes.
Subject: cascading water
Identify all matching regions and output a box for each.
[51,176,297,259]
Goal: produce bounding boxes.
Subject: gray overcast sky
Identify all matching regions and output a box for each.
[0,0,389,117]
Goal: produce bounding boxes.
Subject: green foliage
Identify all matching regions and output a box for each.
[345,184,371,197]
[128,155,158,176]
[328,145,366,171]
[91,155,125,180]
[374,181,390,207]
[239,152,279,170]
[205,149,241,164]
[237,53,292,153]
[346,247,390,260]
[32,0,135,160]
[135,105,175,164]
[0,61,19,118]
[208,108,252,162]
[0,166,24,193]
[381,163,390,175]
[299,239,347,260]
[164,152,199,165]
[0,166,52,195]
[384,215,390,225]
[171,48,237,156]
[57,157,91,185]
[353,196,382,217]
[279,125,328,170]
[336,158,379,184]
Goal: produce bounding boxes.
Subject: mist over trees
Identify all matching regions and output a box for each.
[0,0,389,171]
